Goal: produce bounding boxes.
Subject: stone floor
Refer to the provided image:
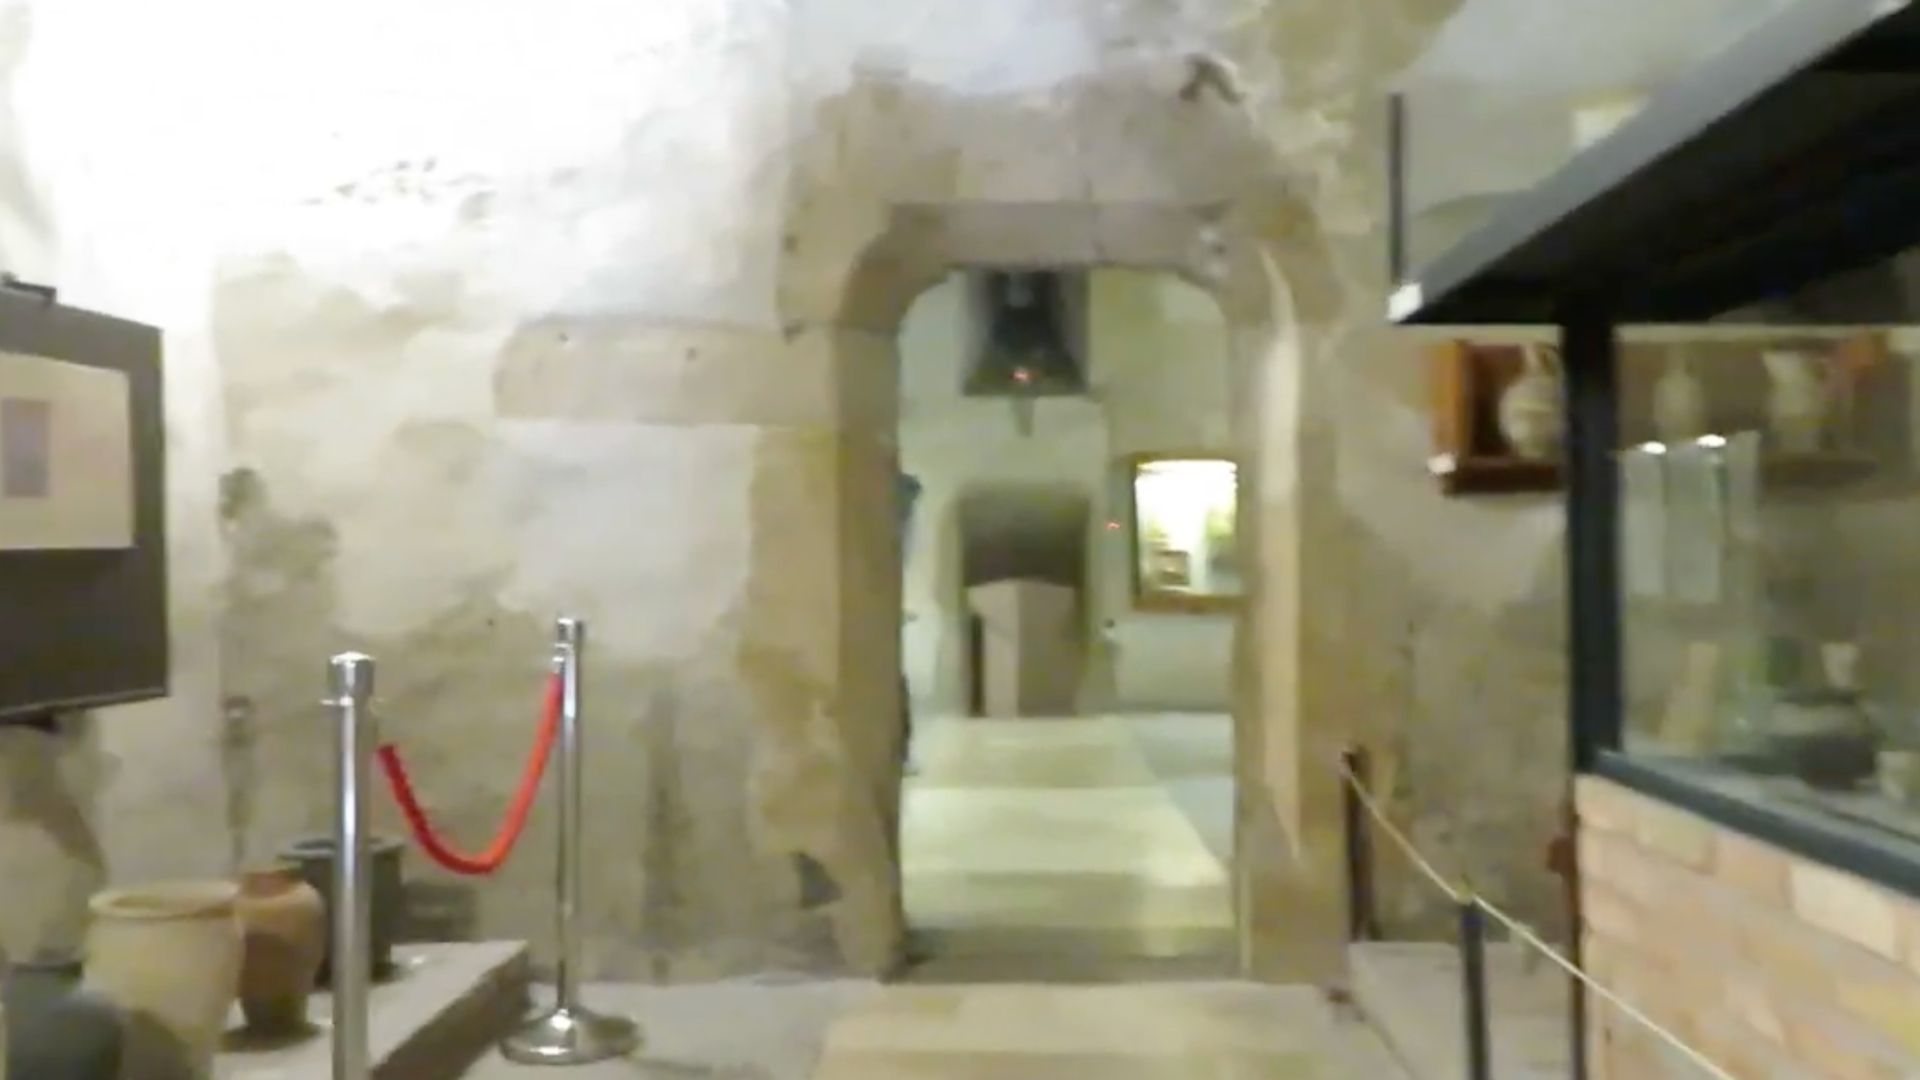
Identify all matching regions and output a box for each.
[1349,942,1573,1080]
[463,981,1412,1079]
[899,714,1235,979]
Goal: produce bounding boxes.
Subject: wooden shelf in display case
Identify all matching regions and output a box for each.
[1429,332,1907,498]
[1427,340,1562,496]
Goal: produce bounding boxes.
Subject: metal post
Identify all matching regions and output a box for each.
[1342,746,1380,943]
[1562,302,1622,771]
[1561,300,1619,1080]
[501,617,641,1065]
[327,653,376,1080]
[1458,901,1493,1080]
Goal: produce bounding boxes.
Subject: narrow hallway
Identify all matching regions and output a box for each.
[900,714,1234,980]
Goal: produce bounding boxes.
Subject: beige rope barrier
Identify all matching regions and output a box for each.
[1337,753,1469,903]
[1336,753,1738,1080]
[1476,899,1740,1080]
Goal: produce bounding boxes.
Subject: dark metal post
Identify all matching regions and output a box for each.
[1561,301,1618,1080]
[1458,901,1493,1080]
[1561,303,1622,769]
[1342,745,1380,942]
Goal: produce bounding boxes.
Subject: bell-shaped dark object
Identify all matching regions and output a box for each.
[963,271,1086,397]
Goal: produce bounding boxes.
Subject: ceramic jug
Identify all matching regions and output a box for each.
[1497,345,1563,460]
[280,835,406,982]
[82,881,241,1080]
[1762,349,1828,454]
[1652,354,1708,442]
[235,865,325,1036]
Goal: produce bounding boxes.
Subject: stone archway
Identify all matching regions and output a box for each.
[766,59,1349,974]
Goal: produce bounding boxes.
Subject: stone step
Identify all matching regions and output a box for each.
[219,942,531,1080]
[1349,941,1572,1080]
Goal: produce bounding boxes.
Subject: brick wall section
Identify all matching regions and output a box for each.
[1578,777,1920,1080]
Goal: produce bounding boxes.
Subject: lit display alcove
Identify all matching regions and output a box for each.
[1130,456,1240,612]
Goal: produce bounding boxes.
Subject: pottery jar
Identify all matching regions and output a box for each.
[81,881,241,1080]
[279,835,406,983]
[235,865,325,1036]
[4,953,124,1080]
[1652,355,1708,442]
[1497,345,1564,460]
[1762,349,1829,454]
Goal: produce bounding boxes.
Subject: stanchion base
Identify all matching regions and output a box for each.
[500,1005,642,1066]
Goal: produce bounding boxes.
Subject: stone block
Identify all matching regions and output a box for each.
[1714,831,1790,907]
[1582,830,1665,909]
[1580,884,1641,949]
[1575,777,1636,836]
[1831,970,1920,1060]
[1789,863,1903,961]
[1781,1011,1910,1080]
[1902,905,1920,979]
[1693,1013,1806,1080]
[1736,916,1839,1003]
[1722,975,1787,1044]
[1631,799,1714,871]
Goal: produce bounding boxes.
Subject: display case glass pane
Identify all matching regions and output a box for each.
[1391,0,1797,282]
[1132,457,1239,610]
[1619,326,1920,846]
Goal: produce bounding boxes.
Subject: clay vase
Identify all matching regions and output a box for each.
[81,881,241,1080]
[3,953,125,1080]
[279,835,406,983]
[1652,354,1708,443]
[1497,345,1564,460]
[235,865,325,1036]
[1763,349,1829,454]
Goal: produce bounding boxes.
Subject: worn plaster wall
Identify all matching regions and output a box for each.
[0,0,1588,980]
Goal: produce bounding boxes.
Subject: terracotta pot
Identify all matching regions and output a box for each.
[4,953,124,1080]
[235,865,325,1035]
[279,835,405,983]
[81,881,241,1080]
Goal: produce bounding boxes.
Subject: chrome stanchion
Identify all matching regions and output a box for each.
[326,652,377,1080]
[501,617,642,1065]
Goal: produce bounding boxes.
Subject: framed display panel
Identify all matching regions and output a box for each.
[0,292,166,721]
[1128,454,1241,613]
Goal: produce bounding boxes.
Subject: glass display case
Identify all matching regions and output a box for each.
[1620,332,1920,850]
[1130,456,1240,611]
[1385,0,1920,895]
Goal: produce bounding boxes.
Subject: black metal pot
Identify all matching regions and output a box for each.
[1767,690,1880,790]
[5,954,124,1080]
[278,835,406,983]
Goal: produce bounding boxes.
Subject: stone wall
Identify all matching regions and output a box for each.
[1579,777,1920,1080]
[0,0,1593,983]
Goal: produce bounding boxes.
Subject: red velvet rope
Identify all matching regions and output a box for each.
[376,672,563,876]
